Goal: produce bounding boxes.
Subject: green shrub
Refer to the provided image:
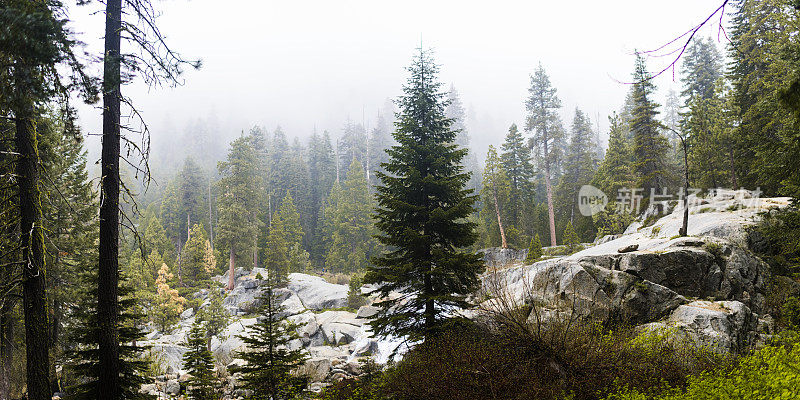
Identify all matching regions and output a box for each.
[604,334,800,400]
[525,234,543,264]
[783,297,800,329]
[365,319,724,400]
[348,273,367,310]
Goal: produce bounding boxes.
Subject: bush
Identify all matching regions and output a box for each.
[604,334,800,400]
[525,234,543,264]
[783,297,800,329]
[348,273,367,310]
[361,319,725,400]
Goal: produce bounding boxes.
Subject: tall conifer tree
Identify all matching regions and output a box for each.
[500,123,535,244]
[365,49,483,342]
[525,64,565,246]
[630,54,670,195]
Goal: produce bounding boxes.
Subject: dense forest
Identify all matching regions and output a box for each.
[3,0,800,399]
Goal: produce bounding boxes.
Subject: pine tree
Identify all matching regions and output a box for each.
[66,273,152,400]
[525,63,566,246]
[728,0,798,196]
[182,320,218,400]
[446,85,480,191]
[480,146,511,248]
[307,130,337,264]
[500,123,535,245]
[593,113,635,196]
[630,54,671,195]
[36,113,100,388]
[232,285,308,399]
[143,212,175,267]
[563,220,580,253]
[265,192,307,283]
[524,234,543,264]
[182,224,216,290]
[367,105,397,187]
[592,114,636,237]
[364,48,484,341]
[217,135,260,289]
[323,158,377,272]
[338,120,368,179]
[684,79,734,189]
[680,37,723,104]
[556,108,598,241]
[196,288,230,350]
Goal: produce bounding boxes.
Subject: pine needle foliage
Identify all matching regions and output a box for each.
[232,285,308,400]
[364,48,484,342]
[182,320,219,400]
[525,234,543,264]
[65,272,152,400]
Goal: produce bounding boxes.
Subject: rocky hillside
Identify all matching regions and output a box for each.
[140,190,790,396]
[480,191,791,353]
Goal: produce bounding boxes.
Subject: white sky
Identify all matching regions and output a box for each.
[70,0,729,166]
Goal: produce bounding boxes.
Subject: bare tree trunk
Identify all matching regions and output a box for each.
[98,0,122,397]
[493,191,507,249]
[227,247,235,290]
[15,88,51,400]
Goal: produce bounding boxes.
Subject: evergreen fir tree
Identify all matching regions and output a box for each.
[593,113,635,196]
[480,146,511,248]
[364,48,484,342]
[217,135,260,289]
[500,123,535,245]
[563,220,580,253]
[66,273,153,400]
[182,224,216,290]
[680,37,723,104]
[524,234,543,264]
[323,158,377,272]
[307,130,337,264]
[265,192,307,283]
[556,108,598,241]
[232,285,308,399]
[525,63,566,247]
[196,288,230,350]
[446,85,480,191]
[182,320,218,400]
[630,54,671,195]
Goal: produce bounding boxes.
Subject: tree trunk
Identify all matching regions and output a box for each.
[98,0,122,397]
[493,191,507,249]
[208,179,214,249]
[15,92,51,400]
[423,271,434,340]
[227,247,235,290]
[544,162,557,247]
[0,298,13,400]
[729,147,738,188]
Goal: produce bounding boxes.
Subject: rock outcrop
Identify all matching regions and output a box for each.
[480,193,790,354]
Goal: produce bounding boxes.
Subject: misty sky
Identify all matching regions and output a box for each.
[71,0,729,168]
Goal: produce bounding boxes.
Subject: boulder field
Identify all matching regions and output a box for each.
[141,190,790,396]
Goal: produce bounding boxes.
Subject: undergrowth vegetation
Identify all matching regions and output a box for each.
[322,314,727,400]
